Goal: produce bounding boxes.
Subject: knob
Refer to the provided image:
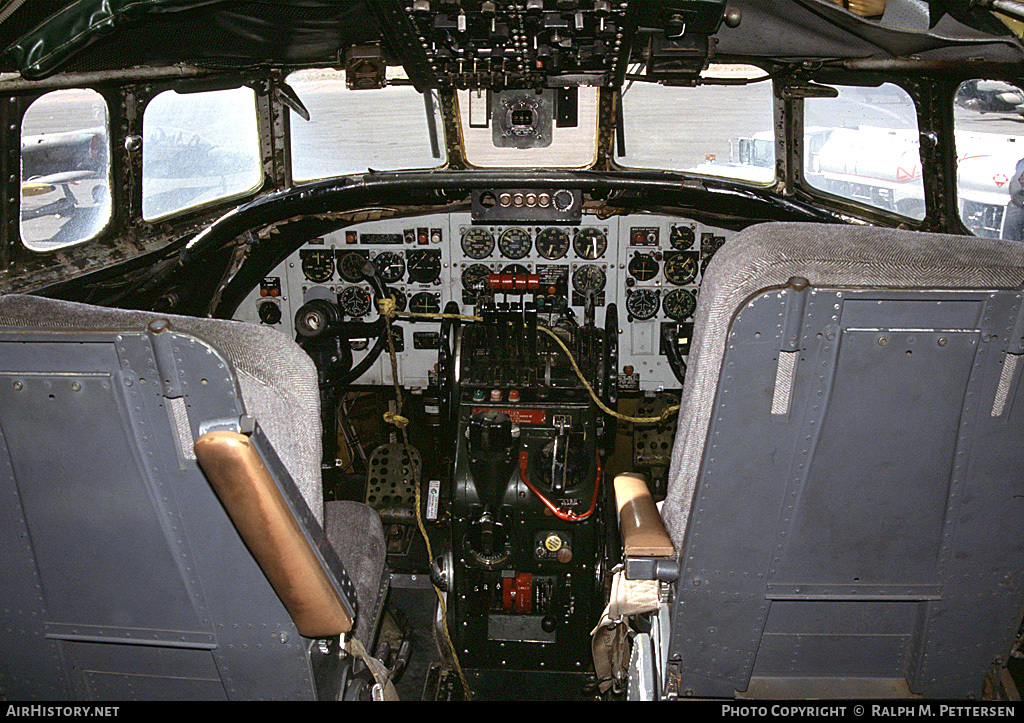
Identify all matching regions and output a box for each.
[467,410,519,461]
[294,299,339,338]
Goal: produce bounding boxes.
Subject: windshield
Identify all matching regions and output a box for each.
[618,65,776,184]
[458,87,599,169]
[289,68,446,180]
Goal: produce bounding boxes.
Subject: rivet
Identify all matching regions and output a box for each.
[878,336,888,346]
[71,382,81,392]
[12,381,22,390]
[938,337,948,347]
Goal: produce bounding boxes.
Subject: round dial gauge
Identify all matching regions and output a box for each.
[338,251,369,283]
[462,228,495,259]
[501,263,529,277]
[383,286,406,313]
[572,265,606,293]
[627,252,660,282]
[406,250,441,284]
[664,252,698,286]
[573,228,607,260]
[461,263,492,292]
[626,288,660,321]
[663,288,697,321]
[536,227,570,260]
[340,286,372,318]
[373,251,405,284]
[409,291,441,315]
[670,225,696,250]
[498,228,532,259]
[301,250,334,283]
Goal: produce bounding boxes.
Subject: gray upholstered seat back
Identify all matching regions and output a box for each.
[0,316,362,699]
[0,294,324,524]
[663,222,1024,698]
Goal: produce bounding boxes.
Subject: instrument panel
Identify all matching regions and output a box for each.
[234,209,733,391]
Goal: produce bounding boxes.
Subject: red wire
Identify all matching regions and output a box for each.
[519,448,601,522]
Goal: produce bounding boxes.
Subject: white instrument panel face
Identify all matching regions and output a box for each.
[233,211,733,391]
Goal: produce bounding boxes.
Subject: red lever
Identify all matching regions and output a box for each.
[488,273,540,293]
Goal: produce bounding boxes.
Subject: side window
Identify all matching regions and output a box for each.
[142,86,262,220]
[804,83,925,220]
[20,89,111,251]
[288,68,445,181]
[954,80,1024,240]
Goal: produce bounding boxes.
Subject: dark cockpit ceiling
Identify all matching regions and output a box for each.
[0,0,1021,84]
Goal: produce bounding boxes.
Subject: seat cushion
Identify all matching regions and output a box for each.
[324,500,388,649]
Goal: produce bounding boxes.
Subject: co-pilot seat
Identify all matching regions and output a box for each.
[617,223,1024,699]
[0,295,388,700]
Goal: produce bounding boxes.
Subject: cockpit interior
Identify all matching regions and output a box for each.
[2,0,1024,703]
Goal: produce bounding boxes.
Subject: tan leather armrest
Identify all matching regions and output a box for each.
[614,472,674,558]
[194,430,353,638]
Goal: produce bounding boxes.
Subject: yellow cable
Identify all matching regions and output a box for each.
[378,296,474,700]
[536,326,680,425]
[376,295,679,426]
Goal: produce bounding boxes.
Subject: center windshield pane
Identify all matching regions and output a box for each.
[459,87,599,168]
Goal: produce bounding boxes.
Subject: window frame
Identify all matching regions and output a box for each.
[18,87,114,252]
[140,85,265,223]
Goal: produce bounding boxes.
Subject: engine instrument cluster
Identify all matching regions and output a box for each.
[234,205,733,391]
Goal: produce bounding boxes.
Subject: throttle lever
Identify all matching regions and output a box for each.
[550,417,570,495]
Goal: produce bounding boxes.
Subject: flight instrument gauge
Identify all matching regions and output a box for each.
[626,288,660,320]
[410,291,441,315]
[462,263,492,292]
[669,225,696,250]
[573,228,607,260]
[664,252,698,286]
[337,251,369,283]
[383,286,407,312]
[462,228,495,259]
[501,263,529,277]
[627,252,660,282]
[406,250,442,284]
[300,249,334,283]
[373,251,406,284]
[572,264,606,293]
[536,228,570,260]
[663,288,697,321]
[340,286,372,318]
[498,228,532,259]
